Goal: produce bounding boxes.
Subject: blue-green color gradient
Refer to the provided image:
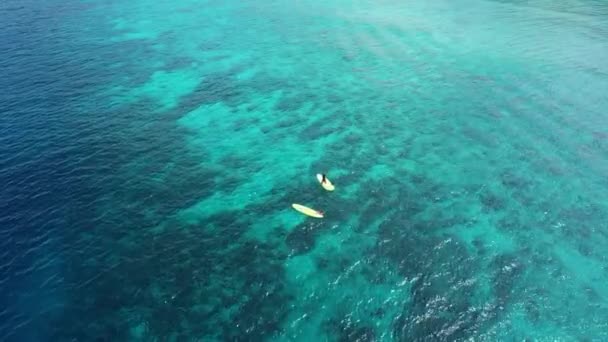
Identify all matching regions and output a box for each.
[2,0,608,340]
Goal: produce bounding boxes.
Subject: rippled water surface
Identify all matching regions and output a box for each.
[2,0,608,340]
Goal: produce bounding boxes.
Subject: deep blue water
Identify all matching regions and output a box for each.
[2,0,608,341]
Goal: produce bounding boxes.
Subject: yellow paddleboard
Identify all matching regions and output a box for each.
[316,174,335,191]
[292,203,324,218]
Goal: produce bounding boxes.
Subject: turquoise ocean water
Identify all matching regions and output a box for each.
[2,0,608,340]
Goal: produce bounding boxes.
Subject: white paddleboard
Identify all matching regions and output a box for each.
[316,173,335,191]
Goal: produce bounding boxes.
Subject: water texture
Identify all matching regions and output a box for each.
[2,0,608,341]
